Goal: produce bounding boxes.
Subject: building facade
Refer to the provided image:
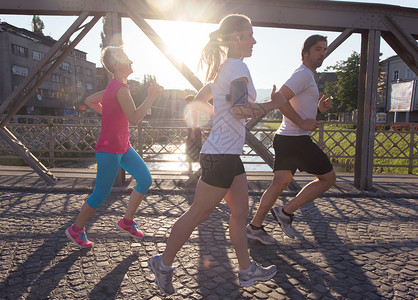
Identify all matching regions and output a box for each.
[0,22,96,116]
[379,55,417,122]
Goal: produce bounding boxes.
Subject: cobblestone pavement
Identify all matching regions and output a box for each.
[0,190,417,299]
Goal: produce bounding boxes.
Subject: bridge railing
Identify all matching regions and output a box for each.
[0,115,416,174]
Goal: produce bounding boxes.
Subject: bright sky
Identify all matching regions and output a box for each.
[1,0,417,92]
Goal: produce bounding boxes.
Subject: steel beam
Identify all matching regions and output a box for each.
[381,16,418,76]
[0,127,56,185]
[354,30,381,190]
[354,32,368,189]
[0,1,417,36]
[326,28,355,58]
[104,11,122,47]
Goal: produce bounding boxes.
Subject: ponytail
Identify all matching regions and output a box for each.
[199,14,251,82]
[199,30,225,82]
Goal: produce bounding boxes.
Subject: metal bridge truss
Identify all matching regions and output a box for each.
[0,0,417,190]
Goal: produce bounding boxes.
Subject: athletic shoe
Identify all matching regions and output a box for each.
[148,255,175,295]
[238,261,277,287]
[246,224,276,245]
[115,218,143,238]
[65,224,93,248]
[271,206,296,238]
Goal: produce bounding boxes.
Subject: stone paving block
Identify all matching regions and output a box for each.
[0,190,417,299]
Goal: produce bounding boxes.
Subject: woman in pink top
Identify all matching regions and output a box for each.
[65,46,162,248]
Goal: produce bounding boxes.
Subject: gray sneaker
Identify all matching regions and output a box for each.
[238,261,277,287]
[271,206,296,238]
[246,224,276,245]
[148,255,175,295]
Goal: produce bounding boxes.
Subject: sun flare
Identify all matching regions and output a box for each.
[154,20,211,68]
[123,19,216,82]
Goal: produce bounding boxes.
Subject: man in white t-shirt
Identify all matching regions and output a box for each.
[247,35,336,245]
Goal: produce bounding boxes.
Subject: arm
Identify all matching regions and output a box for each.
[85,90,105,114]
[277,85,320,131]
[231,80,288,119]
[117,83,163,125]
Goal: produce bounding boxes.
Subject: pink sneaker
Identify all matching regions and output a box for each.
[115,218,144,238]
[65,224,93,248]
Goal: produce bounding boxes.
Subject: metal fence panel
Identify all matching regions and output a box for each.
[0,115,416,174]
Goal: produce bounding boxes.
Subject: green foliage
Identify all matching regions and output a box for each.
[32,15,45,34]
[100,17,124,49]
[325,51,360,112]
[262,121,417,174]
[127,75,158,106]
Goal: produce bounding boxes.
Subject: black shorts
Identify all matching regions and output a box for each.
[273,135,333,175]
[200,154,245,189]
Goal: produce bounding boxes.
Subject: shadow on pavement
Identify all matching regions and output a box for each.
[89,253,138,299]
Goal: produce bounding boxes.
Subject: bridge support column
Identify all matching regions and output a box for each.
[354,30,381,190]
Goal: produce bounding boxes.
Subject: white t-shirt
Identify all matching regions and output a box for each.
[201,58,256,154]
[276,64,319,136]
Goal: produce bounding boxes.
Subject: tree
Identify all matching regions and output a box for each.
[315,72,338,120]
[127,75,158,106]
[99,17,108,50]
[100,17,122,50]
[32,15,45,34]
[325,51,360,112]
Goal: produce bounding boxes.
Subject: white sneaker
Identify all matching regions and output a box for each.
[238,261,277,287]
[271,206,296,238]
[246,224,276,245]
[148,255,175,295]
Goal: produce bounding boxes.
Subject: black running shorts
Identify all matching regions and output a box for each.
[200,154,245,189]
[273,135,333,175]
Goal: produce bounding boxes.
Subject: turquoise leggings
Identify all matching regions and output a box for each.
[86,147,152,209]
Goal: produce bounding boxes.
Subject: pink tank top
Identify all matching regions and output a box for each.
[95,79,131,153]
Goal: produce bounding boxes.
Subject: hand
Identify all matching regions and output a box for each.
[318,95,333,112]
[148,83,163,98]
[300,119,320,131]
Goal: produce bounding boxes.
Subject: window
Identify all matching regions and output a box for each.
[11,44,28,57]
[60,62,70,71]
[64,77,71,86]
[51,73,63,83]
[75,65,82,74]
[86,82,93,90]
[405,68,415,79]
[71,50,86,60]
[393,70,399,81]
[32,51,44,61]
[12,65,29,76]
[86,68,92,76]
[46,89,54,98]
[77,81,83,88]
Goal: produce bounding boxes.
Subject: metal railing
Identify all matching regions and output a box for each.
[0,115,417,174]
